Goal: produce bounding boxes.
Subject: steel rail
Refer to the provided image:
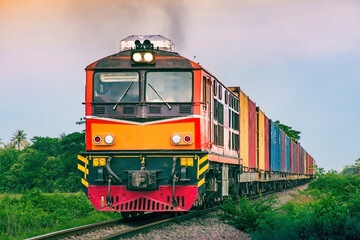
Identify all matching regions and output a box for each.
[26,218,123,240]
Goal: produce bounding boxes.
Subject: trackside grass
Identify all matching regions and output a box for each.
[219,173,360,240]
[0,190,119,240]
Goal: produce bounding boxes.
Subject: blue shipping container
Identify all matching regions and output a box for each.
[269,121,281,172]
[285,135,290,173]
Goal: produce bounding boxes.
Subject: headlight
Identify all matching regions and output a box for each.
[144,52,154,62]
[171,134,181,144]
[132,52,142,62]
[104,135,114,144]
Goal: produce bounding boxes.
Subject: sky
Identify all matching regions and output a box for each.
[0,0,359,171]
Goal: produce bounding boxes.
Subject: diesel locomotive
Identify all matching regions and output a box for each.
[77,35,315,215]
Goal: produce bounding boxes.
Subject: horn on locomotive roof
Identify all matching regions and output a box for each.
[143,39,153,49]
[135,40,142,49]
[134,39,154,50]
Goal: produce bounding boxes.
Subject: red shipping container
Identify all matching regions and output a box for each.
[290,141,294,174]
[296,144,300,174]
[310,156,314,175]
[248,99,256,169]
[264,115,270,171]
[307,154,312,175]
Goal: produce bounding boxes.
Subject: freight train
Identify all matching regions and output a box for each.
[77,35,315,216]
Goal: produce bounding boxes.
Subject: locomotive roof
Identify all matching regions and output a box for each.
[86,49,201,70]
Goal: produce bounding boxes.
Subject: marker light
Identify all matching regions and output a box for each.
[93,157,106,167]
[184,135,192,143]
[144,52,154,62]
[180,157,194,167]
[132,52,142,62]
[94,136,102,144]
[104,135,114,144]
[171,134,181,144]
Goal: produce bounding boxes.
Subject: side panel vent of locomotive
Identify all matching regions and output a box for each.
[179,105,192,114]
[149,106,162,114]
[93,107,105,115]
[123,106,136,115]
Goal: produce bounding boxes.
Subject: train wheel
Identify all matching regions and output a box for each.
[121,212,130,219]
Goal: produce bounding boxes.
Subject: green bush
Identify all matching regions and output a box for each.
[219,196,277,232]
[220,173,360,240]
[0,190,119,240]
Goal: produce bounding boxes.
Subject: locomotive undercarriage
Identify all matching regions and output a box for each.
[78,151,209,212]
[79,152,311,212]
[195,161,311,208]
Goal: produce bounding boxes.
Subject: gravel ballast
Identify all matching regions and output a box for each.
[123,184,309,240]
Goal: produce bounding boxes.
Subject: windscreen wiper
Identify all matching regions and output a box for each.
[113,82,134,110]
[148,83,172,110]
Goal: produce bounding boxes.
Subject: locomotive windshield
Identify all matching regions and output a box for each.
[93,72,140,103]
[146,72,192,102]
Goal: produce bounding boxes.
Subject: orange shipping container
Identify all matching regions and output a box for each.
[240,91,249,168]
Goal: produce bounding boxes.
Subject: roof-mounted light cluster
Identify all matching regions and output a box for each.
[120,35,175,52]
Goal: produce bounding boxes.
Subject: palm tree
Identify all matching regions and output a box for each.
[59,132,66,141]
[11,129,29,150]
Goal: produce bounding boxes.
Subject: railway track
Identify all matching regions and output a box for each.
[27,183,308,240]
[25,208,216,240]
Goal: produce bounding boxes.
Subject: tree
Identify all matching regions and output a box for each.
[10,129,29,150]
[274,120,301,142]
[30,136,61,157]
[341,157,360,175]
[0,148,21,192]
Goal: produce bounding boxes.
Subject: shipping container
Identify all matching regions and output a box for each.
[281,131,285,172]
[307,154,311,175]
[290,140,294,173]
[296,143,300,174]
[248,99,256,169]
[291,141,296,174]
[310,156,315,175]
[285,135,290,173]
[303,150,307,175]
[264,115,270,172]
[256,108,270,172]
[256,108,265,171]
[239,91,249,168]
[269,121,281,172]
[299,147,304,174]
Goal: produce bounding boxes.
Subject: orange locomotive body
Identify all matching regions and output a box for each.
[77,35,240,214]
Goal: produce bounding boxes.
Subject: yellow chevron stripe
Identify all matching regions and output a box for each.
[81,178,89,187]
[198,178,205,187]
[77,164,89,174]
[198,163,209,176]
[78,155,88,165]
[199,155,208,165]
